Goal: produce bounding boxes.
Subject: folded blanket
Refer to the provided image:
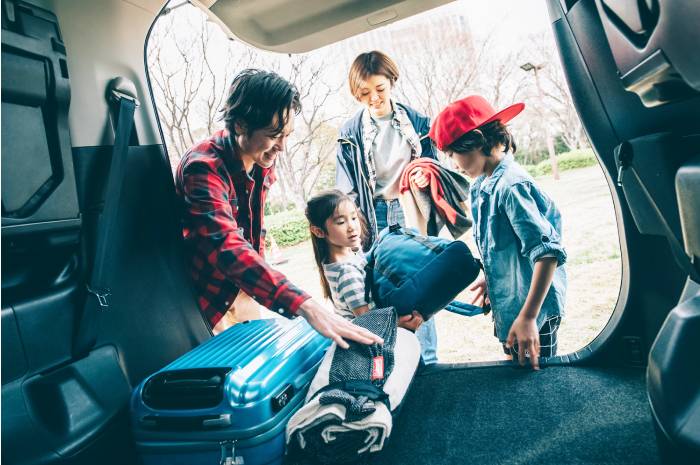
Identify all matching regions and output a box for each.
[287,321,421,464]
[288,393,392,461]
[399,158,471,238]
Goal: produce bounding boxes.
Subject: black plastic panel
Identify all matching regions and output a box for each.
[647,293,700,457]
[11,284,78,375]
[1,53,53,211]
[1,345,134,465]
[597,0,700,98]
[615,133,692,241]
[564,1,700,141]
[1,307,28,384]
[2,226,80,302]
[1,0,79,231]
[676,155,700,260]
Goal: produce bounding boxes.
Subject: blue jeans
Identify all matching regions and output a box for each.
[374,198,439,364]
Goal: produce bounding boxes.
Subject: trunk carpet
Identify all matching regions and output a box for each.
[371,365,659,465]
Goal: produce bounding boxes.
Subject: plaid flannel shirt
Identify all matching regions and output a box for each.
[175,129,310,328]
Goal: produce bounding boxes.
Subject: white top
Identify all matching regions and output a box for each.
[371,112,412,200]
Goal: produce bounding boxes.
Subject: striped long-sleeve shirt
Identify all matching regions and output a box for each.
[322,253,374,320]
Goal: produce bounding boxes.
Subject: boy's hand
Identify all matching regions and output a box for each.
[505,314,540,370]
[466,272,490,308]
[410,168,430,189]
[398,311,424,332]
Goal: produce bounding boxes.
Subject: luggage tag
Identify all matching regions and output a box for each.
[371,355,384,381]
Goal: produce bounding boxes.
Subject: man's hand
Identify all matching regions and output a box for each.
[298,299,383,349]
[398,311,424,332]
[505,313,540,370]
[410,168,430,189]
[466,272,490,308]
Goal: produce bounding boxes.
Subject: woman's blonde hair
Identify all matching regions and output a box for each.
[348,50,400,100]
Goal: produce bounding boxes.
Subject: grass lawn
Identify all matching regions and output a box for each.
[271,165,622,363]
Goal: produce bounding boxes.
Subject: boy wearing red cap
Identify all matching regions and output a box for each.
[430,96,567,370]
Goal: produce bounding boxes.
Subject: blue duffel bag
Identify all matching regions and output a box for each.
[365,225,484,320]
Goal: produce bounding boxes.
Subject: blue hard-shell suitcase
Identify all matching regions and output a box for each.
[131,318,329,465]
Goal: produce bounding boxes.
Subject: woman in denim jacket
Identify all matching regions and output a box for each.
[335,50,439,364]
[430,96,567,370]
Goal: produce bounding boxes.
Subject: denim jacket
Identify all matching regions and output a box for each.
[470,154,567,342]
[336,102,437,248]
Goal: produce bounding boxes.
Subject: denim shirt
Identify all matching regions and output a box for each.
[470,154,567,342]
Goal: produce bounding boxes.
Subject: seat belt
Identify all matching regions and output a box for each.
[616,141,700,283]
[73,82,138,358]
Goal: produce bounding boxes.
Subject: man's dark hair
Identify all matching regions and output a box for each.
[221,69,301,136]
[447,120,517,156]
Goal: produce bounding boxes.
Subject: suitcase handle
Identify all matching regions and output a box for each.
[202,414,232,428]
[139,413,232,429]
[142,368,230,410]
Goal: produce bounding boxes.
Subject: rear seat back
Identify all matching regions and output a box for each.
[73,142,212,385]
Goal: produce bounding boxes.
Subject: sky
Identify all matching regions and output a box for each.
[457,0,551,35]
[431,0,552,53]
[343,0,552,45]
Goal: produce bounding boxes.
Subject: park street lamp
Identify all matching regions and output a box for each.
[520,62,560,180]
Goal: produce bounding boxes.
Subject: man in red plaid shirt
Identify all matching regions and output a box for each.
[176,69,381,348]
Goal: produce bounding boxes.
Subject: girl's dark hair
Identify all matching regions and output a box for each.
[447,120,517,156]
[221,69,301,136]
[305,189,366,300]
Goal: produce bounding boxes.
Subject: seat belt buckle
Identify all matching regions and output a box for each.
[86,286,111,310]
[108,76,141,107]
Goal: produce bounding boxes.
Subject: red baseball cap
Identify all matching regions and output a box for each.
[429,95,525,151]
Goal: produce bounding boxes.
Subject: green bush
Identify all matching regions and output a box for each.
[264,202,296,216]
[265,209,309,248]
[523,149,597,178]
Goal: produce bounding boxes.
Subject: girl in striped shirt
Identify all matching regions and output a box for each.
[306,190,422,330]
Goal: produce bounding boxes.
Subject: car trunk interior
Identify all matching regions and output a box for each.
[2,0,698,464]
[376,364,655,464]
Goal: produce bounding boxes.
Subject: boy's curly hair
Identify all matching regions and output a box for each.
[446,120,517,156]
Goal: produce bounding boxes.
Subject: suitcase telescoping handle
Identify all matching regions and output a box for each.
[220,440,238,465]
[139,413,232,429]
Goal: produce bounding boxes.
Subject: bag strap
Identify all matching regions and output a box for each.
[616,142,700,283]
[73,87,137,358]
[408,232,446,254]
[444,300,486,317]
[392,225,446,253]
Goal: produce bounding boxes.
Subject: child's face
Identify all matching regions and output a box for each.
[445,148,488,178]
[356,74,393,118]
[323,200,363,249]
